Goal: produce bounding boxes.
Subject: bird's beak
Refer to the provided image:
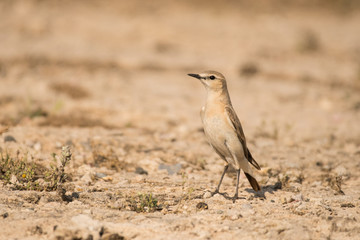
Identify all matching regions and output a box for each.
[188,73,202,79]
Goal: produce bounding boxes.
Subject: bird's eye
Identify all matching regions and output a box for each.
[209,75,215,80]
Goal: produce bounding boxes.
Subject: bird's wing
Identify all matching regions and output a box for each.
[224,105,261,170]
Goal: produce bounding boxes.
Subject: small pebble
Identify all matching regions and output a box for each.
[242,204,253,209]
[334,166,349,177]
[135,167,148,175]
[81,173,93,185]
[203,191,212,199]
[290,193,304,202]
[4,135,16,142]
[230,213,242,220]
[95,172,107,178]
[158,163,182,175]
[71,192,80,199]
[102,176,113,182]
[10,175,18,185]
[34,142,42,151]
[340,203,355,208]
[281,196,287,204]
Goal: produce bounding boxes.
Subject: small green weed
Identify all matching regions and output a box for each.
[0,146,72,193]
[127,193,159,213]
[45,146,72,192]
[0,151,38,190]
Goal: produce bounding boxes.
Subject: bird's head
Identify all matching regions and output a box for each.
[188,70,226,91]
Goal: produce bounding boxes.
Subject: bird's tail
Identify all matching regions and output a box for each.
[244,172,261,191]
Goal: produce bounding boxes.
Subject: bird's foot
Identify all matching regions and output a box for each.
[211,188,220,196]
[232,193,238,203]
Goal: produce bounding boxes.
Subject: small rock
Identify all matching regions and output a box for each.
[108,202,123,210]
[230,213,242,220]
[334,166,349,178]
[203,191,212,199]
[340,203,355,208]
[71,192,80,199]
[33,142,42,151]
[212,194,224,201]
[4,135,16,142]
[10,175,19,185]
[315,161,323,167]
[95,172,107,178]
[81,173,93,185]
[290,193,304,202]
[2,212,8,218]
[135,167,148,175]
[322,164,331,172]
[293,202,307,216]
[32,225,43,235]
[196,202,208,210]
[281,196,287,204]
[158,163,182,175]
[160,207,168,214]
[102,176,113,182]
[273,181,282,190]
[242,204,253,210]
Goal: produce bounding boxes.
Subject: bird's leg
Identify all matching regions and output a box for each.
[213,165,229,195]
[233,169,241,203]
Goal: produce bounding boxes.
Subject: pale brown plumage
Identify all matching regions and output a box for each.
[225,105,261,191]
[224,106,261,171]
[188,70,261,201]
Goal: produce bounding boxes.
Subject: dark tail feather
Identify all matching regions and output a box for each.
[245,172,261,191]
[247,148,261,170]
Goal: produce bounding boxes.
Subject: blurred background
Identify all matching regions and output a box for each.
[0,0,359,148]
[1,0,359,140]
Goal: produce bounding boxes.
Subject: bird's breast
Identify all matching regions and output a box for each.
[203,114,229,147]
[202,108,243,155]
[202,104,228,132]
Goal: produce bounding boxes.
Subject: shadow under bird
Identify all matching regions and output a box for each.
[188,71,261,202]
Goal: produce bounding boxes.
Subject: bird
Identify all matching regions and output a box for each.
[188,70,261,202]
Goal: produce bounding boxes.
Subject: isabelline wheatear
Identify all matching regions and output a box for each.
[188,71,261,202]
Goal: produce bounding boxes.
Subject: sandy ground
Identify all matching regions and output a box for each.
[0,1,360,239]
